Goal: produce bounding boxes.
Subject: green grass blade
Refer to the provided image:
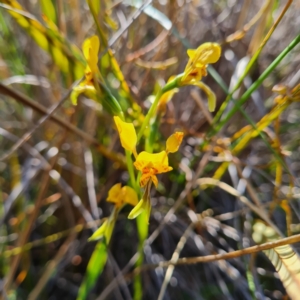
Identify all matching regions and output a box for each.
[209,34,300,137]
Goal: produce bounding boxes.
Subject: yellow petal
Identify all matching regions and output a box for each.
[192,42,221,65]
[140,172,151,187]
[150,175,158,188]
[70,83,97,105]
[134,151,171,174]
[157,89,178,112]
[187,49,196,58]
[122,186,139,206]
[194,81,216,112]
[166,132,184,153]
[82,35,100,74]
[106,183,122,205]
[114,116,137,152]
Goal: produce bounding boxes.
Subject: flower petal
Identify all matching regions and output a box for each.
[191,42,221,65]
[106,183,122,205]
[150,175,158,188]
[114,116,137,152]
[166,132,184,153]
[122,186,139,206]
[70,83,97,105]
[140,172,151,188]
[194,81,216,112]
[134,151,170,173]
[82,35,100,75]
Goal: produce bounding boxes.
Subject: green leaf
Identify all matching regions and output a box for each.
[77,241,108,300]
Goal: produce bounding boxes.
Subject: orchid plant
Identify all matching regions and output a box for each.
[71,35,221,240]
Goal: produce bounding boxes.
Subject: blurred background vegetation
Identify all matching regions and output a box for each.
[1,0,300,299]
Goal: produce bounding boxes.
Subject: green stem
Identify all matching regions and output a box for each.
[125,150,138,190]
[145,114,161,153]
[209,34,300,137]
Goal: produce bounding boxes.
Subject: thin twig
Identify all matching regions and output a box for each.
[134,233,300,274]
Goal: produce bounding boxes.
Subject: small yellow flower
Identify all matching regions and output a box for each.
[106,183,139,208]
[166,132,184,154]
[114,116,137,154]
[88,183,138,241]
[179,43,221,112]
[181,42,221,84]
[134,151,172,187]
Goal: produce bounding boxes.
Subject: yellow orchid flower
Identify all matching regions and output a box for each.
[134,151,172,188]
[106,183,139,208]
[114,116,137,155]
[181,42,221,84]
[127,131,183,221]
[166,132,184,154]
[180,43,221,112]
[88,183,138,241]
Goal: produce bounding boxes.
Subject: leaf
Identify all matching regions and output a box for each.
[76,241,108,300]
[253,221,300,300]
